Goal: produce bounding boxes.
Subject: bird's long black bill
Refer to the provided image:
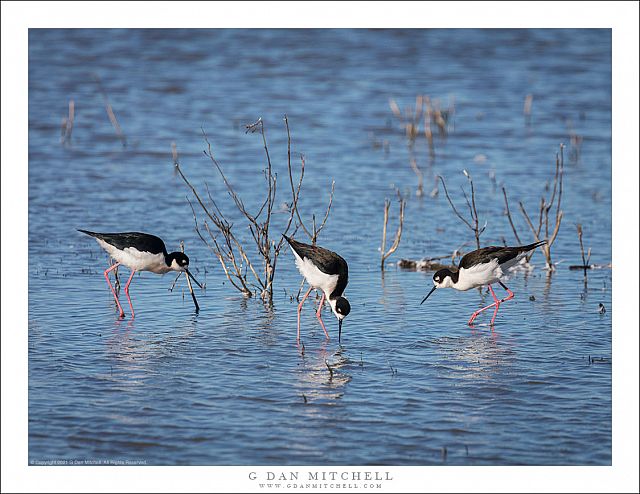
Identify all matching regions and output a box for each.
[338,319,343,343]
[185,269,203,289]
[420,286,437,305]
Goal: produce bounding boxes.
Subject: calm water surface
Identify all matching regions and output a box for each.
[28,29,611,465]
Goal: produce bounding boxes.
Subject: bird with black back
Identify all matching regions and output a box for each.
[283,235,350,343]
[79,230,202,319]
[421,241,546,326]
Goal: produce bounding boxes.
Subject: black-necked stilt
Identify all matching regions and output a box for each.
[78,230,202,318]
[283,235,350,342]
[420,240,546,326]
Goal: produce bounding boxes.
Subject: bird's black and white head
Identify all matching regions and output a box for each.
[329,296,351,342]
[420,268,457,305]
[167,252,203,289]
[331,296,351,320]
[432,268,457,289]
[168,252,190,272]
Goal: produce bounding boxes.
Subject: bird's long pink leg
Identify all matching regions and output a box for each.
[489,282,515,326]
[315,293,330,340]
[468,285,500,326]
[104,262,125,318]
[123,270,136,319]
[297,287,314,342]
[488,285,502,326]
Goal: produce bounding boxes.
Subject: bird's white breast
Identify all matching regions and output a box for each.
[290,246,338,296]
[455,259,503,291]
[96,239,170,273]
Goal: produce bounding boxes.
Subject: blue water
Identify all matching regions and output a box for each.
[28,29,611,465]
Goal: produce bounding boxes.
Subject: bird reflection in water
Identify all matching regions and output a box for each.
[294,340,352,405]
[430,329,515,382]
[105,314,199,382]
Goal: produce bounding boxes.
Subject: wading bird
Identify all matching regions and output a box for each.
[78,230,202,318]
[283,235,350,342]
[421,241,546,326]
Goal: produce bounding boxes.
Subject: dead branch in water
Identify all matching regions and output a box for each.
[566,119,583,163]
[568,263,611,270]
[577,224,590,275]
[397,257,455,272]
[176,116,328,304]
[410,157,424,197]
[171,141,180,177]
[285,116,335,245]
[93,74,127,147]
[389,95,453,154]
[380,190,406,270]
[502,184,538,263]
[424,98,435,159]
[567,224,611,271]
[60,99,74,145]
[325,360,334,380]
[399,240,468,272]
[523,94,533,126]
[439,171,485,250]
[519,144,564,270]
[502,186,522,245]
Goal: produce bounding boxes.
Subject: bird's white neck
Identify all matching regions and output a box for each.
[327,296,338,317]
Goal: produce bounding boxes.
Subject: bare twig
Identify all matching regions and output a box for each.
[171,141,179,176]
[60,99,74,145]
[439,172,484,250]
[439,176,473,230]
[381,190,406,270]
[566,119,583,163]
[285,117,311,240]
[567,224,606,272]
[502,186,522,244]
[424,97,435,158]
[389,98,402,119]
[325,360,334,380]
[519,144,565,269]
[410,158,424,197]
[177,117,330,304]
[523,94,533,126]
[389,95,449,153]
[60,117,67,144]
[577,223,588,283]
[314,180,335,242]
[93,74,126,147]
[284,116,335,244]
[169,272,182,292]
[432,99,447,136]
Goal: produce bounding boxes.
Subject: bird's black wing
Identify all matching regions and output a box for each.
[283,235,349,296]
[78,230,167,255]
[458,241,545,269]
